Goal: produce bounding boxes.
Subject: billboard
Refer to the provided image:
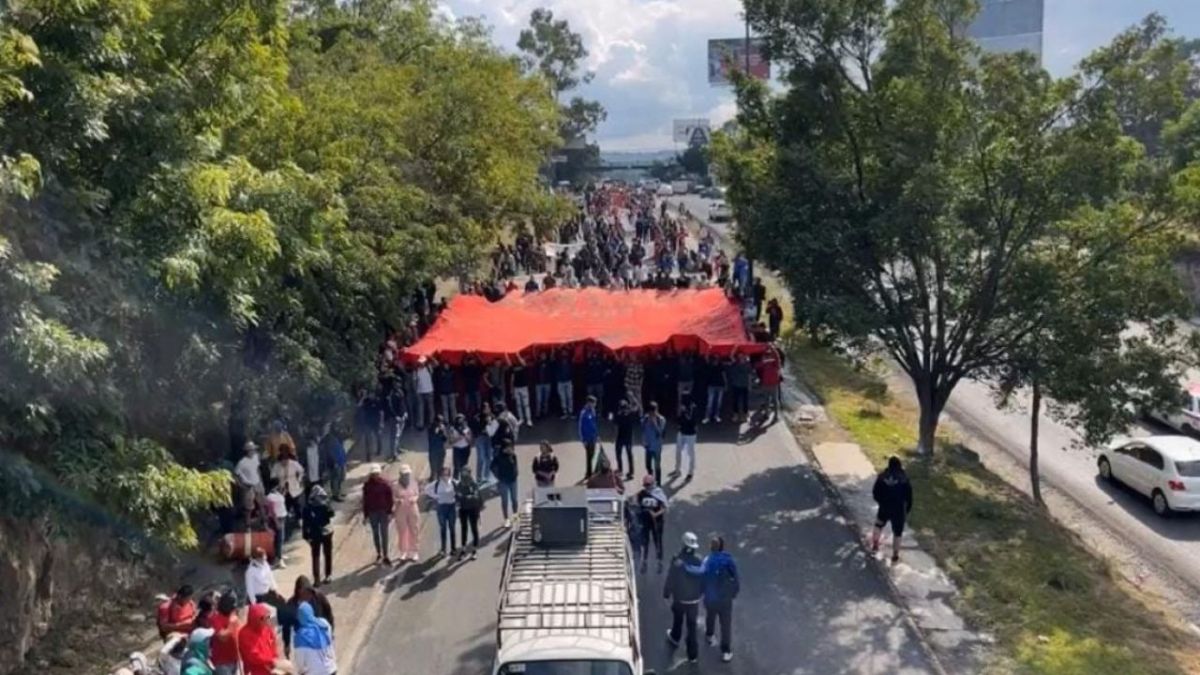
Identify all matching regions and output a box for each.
[673,118,711,146]
[967,0,1044,64]
[707,38,769,86]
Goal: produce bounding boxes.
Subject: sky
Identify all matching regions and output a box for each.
[438,0,1200,152]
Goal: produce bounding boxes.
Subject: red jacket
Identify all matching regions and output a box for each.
[362,475,394,516]
[758,353,783,387]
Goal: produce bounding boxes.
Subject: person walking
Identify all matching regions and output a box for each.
[426,414,447,480]
[579,395,600,479]
[425,465,458,558]
[362,465,394,565]
[757,345,785,418]
[663,531,704,663]
[319,424,347,501]
[491,440,520,527]
[702,354,727,424]
[301,486,335,586]
[448,414,473,479]
[871,456,914,563]
[673,396,698,480]
[613,399,638,480]
[635,475,667,574]
[455,467,483,560]
[394,464,422,562]
[701,536,740,662]
[641,402,666,486]
[414,356,435,430]
[292,602,337,675]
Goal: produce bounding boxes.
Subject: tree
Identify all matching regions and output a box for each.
[713,0,1198,455]
[678,144,709,176]
[517,8,607,184]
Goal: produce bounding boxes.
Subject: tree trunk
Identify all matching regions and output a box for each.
[915,375,943,456]
[1029,378,1045,507]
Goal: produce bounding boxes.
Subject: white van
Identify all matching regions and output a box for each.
[493,490,653,675]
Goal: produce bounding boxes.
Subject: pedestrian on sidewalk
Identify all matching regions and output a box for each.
[435,359,457,419]
[425,465,458,558]
[664,531,704,663]
[673,395,698,481]
[456,467,483,560]
[362,464,394,565]
[579,395,600,479]
[871,456,914,564]
[208,593,240,675]
[491,440,520,527]
[382,382,407,460]
[635,475,668,574]
[234,441,265,523]
[766,298,783,341]
[264,484,288,568]
[472,404,495,484]
[292,602,337,675]
[449,414,473,479]
[393,464,422,562]
[727,353,753,423]
[613,399,637,480]
[272,447,305,525]
[245,547,281,606]
[236,603,277,675]
[757,345,784,418]
[302,485,335,586]
[535,350,554,418]
[426,414,447,480]
[641,402,666,486]
[532,441,559,487]
[414,356,435,430]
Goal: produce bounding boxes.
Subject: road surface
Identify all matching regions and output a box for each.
[352,414,935,674]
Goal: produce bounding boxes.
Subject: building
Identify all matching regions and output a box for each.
[966,0,1044,65]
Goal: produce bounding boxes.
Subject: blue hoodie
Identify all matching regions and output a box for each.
[687,551,740,604]
[579,406,599,443]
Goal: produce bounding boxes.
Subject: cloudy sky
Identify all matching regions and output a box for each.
[439,0,1200,151]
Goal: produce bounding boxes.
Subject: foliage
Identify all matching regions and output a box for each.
[713,0,1199,454]
[677,144,709,176]
[0,0,558,549]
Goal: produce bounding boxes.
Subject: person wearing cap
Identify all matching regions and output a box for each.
[302,486,335,585]
[394,463,422,562]
[663,531,704,663]
[181,628,216,675]
[635,475,668,574]
[362,464,395,564]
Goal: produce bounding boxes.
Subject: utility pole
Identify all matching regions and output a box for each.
[742,13,755,304]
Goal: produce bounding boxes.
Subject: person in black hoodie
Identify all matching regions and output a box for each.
[301,486,335,585]
[663,531,704,663]
[871,456,914,563]
[613,399,638,480]
[491,440,520,527]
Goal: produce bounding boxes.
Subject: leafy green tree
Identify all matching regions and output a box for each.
[713,0,1198,455]
[678,144,709,176]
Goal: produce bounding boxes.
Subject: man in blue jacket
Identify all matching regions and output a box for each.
[681,534,740,662]
[578,395,600,479]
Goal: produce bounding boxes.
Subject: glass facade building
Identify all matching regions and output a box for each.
[966,0,1045,64]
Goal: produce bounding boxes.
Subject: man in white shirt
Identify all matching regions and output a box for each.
[414,357,435,430]
[234,441,264,518]
[265,485,288,568]
[271,452,306,516]
[244,547,279,604]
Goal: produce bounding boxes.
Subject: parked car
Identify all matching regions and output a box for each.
[1144,384,1200,435]
[700,186,722,199]
[1097,435,1200,516]
[656,184,674,196]
[708,201,732,222]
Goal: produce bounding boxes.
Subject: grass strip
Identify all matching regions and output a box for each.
[787,337,1200,675]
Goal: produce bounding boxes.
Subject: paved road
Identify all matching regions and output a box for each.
[946,379,1200,599]
[352,415,935,675]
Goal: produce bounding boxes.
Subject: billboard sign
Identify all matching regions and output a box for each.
[707,38,769,85]
[673,118,711,146]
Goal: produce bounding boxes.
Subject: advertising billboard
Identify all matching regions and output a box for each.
[673,118,711,146]
[707,38,769,86]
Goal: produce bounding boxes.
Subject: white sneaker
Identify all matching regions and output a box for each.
[722,652,733,662]
[715,416,722,423]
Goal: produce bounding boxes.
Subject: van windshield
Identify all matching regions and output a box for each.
[497,661,634,675]
[1176,461,1200,477]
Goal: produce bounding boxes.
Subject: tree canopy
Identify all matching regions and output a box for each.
[0,0,561,548]
[713,0,1200,455]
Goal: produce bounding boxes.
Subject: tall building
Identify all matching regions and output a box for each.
[967,0,1045,65]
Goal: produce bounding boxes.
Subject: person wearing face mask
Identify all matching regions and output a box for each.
[394,464,422,562]
[449,414,473,479]
[490,440,520,528]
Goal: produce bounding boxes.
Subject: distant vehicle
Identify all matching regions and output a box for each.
[1144,384,1200,435]
[657,184,674,196]
[1098,435,1200,516]
[700,186,722,199]
[670,180,690,195]
[708,201,732,222]
[493,490,651,675]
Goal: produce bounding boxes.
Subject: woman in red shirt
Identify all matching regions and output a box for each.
[237,603,278,675]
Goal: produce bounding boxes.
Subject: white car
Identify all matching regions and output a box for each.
[708,202,732,222]
[1097,435,1200,516]
[656,184,674,196]
[1144,385,1200,435]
